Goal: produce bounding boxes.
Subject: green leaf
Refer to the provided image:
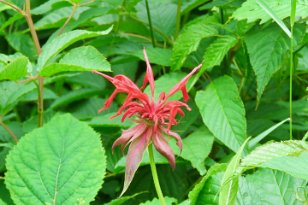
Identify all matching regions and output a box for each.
[40,46,111,76]
[248,118,290,148]
[0,198,7,205]
[37,28,112,70]
[181,126,214,175]
[5,33,37,60]
[233,0,308,24]
[202,35,238,71]
[189,163,227,205]
[138,197,177,205]
[256,0,291,37]
[0,81,35,116]
[5,114,106,205]
[131,47,172,67]
[89,113,132,128]
[0,56,29,81]
[104,193,142,205]
[236,169,306,205]
[171,20,218,70]
[219,138,250,205]
[195,76,247,152]
[245,25,289,102]
[240,140,308,171]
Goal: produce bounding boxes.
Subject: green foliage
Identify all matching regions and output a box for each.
[196,76,247,152]
[245,24,289,102]
[233,0,308,24]
[171,20,218,70]
[5,114,106,205]
[0,0,307,204]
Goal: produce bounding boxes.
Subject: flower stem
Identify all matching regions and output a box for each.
[148,144,166,205]
[145,0,155,47]
[25,0,44,127]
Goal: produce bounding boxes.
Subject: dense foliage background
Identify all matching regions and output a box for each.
[0,0,307,204]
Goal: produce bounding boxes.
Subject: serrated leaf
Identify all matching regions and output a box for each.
[0,56,29,81]
[171,21,218,70]
[240,140,308,170]
[40,46,111,76]
[5,114,106,205]
[37,28,112,70]
[233,0,308,24]
[202,35,238,71]
[219,138,250,205]
[181,126,214,175]
[236,169,306,205]
[195,76,247,152]
[189,163,227,205]
[245,25,289,102]
[0,81,35,116]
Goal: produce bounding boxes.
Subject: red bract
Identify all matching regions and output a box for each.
[93,49,201,195]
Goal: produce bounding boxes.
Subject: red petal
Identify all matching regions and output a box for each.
[152,131,176,169]
[166,64,202,101]
[120,128,151,196]
[141,48,155,98]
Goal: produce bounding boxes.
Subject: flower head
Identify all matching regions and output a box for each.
[93,49,201,195]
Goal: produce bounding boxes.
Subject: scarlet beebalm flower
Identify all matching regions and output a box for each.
[93,49,201,195]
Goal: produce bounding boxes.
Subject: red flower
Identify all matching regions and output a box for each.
[93,49,201,195]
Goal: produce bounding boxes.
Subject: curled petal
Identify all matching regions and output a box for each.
[141,48,155,98]
[112,123,147,152]
[152,132,176,169]
[166,64,202,101]
[165,129,183,151]
[120,128,152,196]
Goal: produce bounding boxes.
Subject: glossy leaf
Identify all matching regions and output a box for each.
[196,76,247,152]
[5,114,106,205]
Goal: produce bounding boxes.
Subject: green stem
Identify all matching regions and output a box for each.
[25,0,44,127]
[0,120,18,143]
[145,0,155,47]
[289,0,296,140]
[175,0,181,37]
[148,144,166,205]
[57,3,78,36]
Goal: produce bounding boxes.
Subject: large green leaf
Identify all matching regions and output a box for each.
[5,114,106,205]
[171,20,218,70]
[40,46,111,76]
[5,33,37,60]
[181,126,214,175]
[37,28,112,70]
[233,0,308,24]
[202,35,238,71]
[236,169,306,205]
[195,76,247,152]
[245,25,289,102]
[189,163,227,205]
[219,138,250,205]
[240,140,308,170]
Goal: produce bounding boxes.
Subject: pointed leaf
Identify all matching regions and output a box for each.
[219,138,250,205]
[5,114,106,205]
[245,25,289,102]
[195,76,247,152]
[0,56,29,81]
